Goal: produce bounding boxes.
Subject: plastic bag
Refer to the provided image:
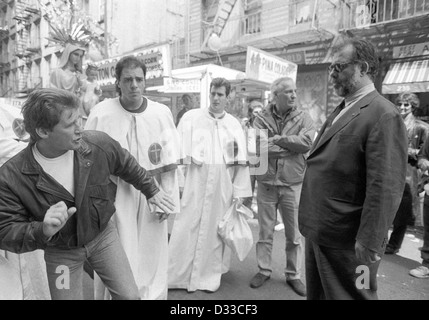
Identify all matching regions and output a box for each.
[218,200,254,261]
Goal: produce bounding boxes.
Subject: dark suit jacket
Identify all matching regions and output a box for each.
[298,90,408,254]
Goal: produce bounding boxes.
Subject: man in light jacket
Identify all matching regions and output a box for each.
[250,77,315,297]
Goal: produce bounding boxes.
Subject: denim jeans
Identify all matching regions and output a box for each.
[256,182,303,280]
[44,221,139,300]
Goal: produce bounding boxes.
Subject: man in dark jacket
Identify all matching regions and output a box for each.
[0,88,174,300]
[298,38,408,300]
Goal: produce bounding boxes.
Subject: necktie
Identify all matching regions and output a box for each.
[325,100,345,130]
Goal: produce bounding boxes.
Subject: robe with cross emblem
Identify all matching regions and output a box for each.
[85,96,180,300]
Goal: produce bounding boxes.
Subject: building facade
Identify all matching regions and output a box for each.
[1,0,428,125]
[0,0,186,99]
[181,0,429,127]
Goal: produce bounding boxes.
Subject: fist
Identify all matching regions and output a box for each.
[43,202,77,238]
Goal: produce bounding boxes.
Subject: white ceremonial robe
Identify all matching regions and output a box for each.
[85,97,181,300]
[0,104,27,166]
[0,105,51,300]
[168,109,252,292]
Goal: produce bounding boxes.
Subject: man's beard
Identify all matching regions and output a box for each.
[333,72,359,97]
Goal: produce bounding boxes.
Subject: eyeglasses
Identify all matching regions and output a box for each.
[328,61,355,73]
[397,102,411,108]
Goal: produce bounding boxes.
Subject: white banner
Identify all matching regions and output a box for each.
[163,78,201,93]
[245,46,298,84]
[93,44,172,86]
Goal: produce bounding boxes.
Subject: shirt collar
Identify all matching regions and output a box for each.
[272,104,294,120]
[208,110,226,119]
[344,83,375,108]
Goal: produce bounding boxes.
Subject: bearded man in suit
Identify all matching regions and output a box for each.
[298,37,408,300]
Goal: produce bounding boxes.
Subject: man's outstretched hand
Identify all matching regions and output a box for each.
[43,201,77,238]
[148,190,175,220]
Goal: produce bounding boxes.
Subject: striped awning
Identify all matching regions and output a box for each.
[382,59,429,94]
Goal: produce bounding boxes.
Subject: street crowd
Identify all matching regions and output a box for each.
[0,35,428,301]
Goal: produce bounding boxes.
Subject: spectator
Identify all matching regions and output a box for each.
[176,93,196,126]
[410,140,429,279]
[249,77,315,297]
[242,100,264,214]
[385,92,429,254]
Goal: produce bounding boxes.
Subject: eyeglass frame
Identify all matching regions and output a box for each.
[328,61,357,73]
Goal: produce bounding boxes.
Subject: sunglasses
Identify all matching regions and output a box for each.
[328,61,356,73]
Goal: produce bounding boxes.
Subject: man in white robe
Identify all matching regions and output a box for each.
[0,103,51,300]
[85,56,180,300]
[168,77,252,293]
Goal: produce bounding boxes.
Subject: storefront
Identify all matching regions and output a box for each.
[146,62,276,124]
[147,63,244,120]
[93,43,172,101]
[381,42,429,122]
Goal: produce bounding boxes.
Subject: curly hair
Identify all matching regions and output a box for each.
[21,88,80,143]
[333,37,380,81]
[395,92,420,110]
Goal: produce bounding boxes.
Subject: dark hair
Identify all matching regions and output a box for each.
[115,56,147,95]
[395,92,420,110]
[21,88,80,143]
[210,77,231,96]
[334,37,379,81]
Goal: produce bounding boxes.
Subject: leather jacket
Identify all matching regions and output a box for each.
[0,130,159,252]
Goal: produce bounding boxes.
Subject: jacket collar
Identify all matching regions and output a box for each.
[255,104,301,135]
[310,90,379,156]
[20,139,94,207]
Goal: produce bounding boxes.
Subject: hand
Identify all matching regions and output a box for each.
[156,212,170,223]
[408,147,417,157]
[43,201,77,238]
[268,135,281,144]
[419,159,429,171]
[355,241,381,264]
[148,190,175,214]
[234,197,243,209]
[424,184,429,195]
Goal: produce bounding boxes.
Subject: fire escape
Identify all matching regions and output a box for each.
[12,0,41,96]
[201,0,238,52]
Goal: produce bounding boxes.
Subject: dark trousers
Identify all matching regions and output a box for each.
[305,240,380,300]
[387,183,413,251]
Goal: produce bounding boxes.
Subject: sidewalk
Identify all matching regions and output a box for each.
[167,220,429,300]
[82,219,428,300]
